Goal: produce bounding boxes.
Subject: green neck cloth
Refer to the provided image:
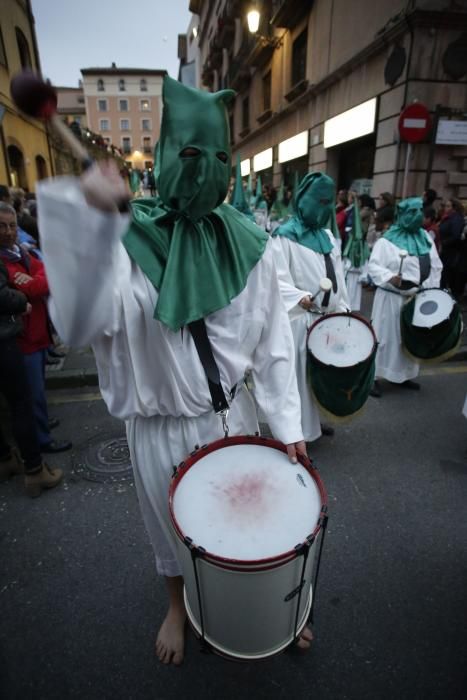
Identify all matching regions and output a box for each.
[343,198,369,267]
[274,172,335,254]
[383,196,432,256]
[122,77,267,331]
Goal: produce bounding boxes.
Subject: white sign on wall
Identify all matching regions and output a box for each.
[324,98,377,149]
[435,120,467,146]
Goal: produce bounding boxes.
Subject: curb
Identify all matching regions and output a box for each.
[45,370,99,390]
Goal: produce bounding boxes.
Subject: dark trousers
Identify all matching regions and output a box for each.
[0,338,42,472]
[23,349,51,447]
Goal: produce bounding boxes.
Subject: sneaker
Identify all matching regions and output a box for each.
[0,447,24,482]
[25,463,63,498]
[40,439,72,454]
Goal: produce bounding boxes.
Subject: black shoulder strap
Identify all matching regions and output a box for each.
[188,318,230,413]
[322,254,338,308]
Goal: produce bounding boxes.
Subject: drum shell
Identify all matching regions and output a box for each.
[306,313,377,418]
[401,292,462,362]
[176,535,320,659]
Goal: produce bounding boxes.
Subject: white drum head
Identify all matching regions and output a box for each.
[172,444,321,561]
[412,289,454,328]
[307,315,374,367]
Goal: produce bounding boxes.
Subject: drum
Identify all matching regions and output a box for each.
[169,436,327,660]
[306,312,377,418]
[401,288,462,362]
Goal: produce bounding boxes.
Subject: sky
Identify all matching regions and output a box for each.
[31,0,192,87]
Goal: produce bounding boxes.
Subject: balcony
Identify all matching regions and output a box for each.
[271,0,312,29]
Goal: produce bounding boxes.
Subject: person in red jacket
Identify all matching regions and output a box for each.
[0,203,71,453]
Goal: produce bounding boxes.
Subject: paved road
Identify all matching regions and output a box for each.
[1,367,467,700]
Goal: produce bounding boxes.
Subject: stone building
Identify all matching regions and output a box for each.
[189,0,467,201]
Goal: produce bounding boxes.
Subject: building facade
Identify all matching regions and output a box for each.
[81,65,166,171]
[56,85,88,129]
[0,0,53,190]
[190,0,467,201]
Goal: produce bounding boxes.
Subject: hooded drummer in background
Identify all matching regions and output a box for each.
[36,77,309,665]
[271,172,349,444]
[368,197,442,397]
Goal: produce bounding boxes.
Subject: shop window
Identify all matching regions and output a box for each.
[97,79,105,91]
[242,96,249,130]
[263,71,271,112]
[15,28,32,70]
[291,29,307,87]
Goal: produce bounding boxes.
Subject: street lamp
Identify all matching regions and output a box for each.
[246,3,282,48]
[247,7,260,34]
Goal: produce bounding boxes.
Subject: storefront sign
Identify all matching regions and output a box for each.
[398,103,431,143]
[324,98,377,149]
[253,148,273,172]
[435,120,467,146]
[278,131,308,163]
[240,158,250,176]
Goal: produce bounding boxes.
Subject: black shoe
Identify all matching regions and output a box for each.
[401,380,420,391]
[320,423,335,437]
[370,381,382,398]
[48,348,66,359]
[40,439,72,454]
[48,418,60,430]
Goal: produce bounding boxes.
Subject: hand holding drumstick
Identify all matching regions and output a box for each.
[390,249,408,288]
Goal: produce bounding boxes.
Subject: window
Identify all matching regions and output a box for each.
[99,119,110,131]
[15,28,32,70]
[263,71,271,112]
[292,29,307,86]
[97,99,107,112]
[0,28,7,68]
[242,96,249,130]
[122,137,131,154]
[141,119,151,131]
[120,119,130,131]
[97,79,105,92]
[140,79,148,92]
[140,99,151,111]
[119,99,128,111]
[118,79,126,91]
[143,136,152,153]
[77,96,85,104]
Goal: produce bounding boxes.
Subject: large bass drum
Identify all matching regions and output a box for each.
[306,312,377,419]
[169,436,327,660]
[401,288,462,362]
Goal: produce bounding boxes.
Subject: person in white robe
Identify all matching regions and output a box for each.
[271,172,350,442]
[368,197,443,396]
[36,77,309,665]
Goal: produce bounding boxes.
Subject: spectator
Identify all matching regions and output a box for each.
[0,185,11,204]
[439,197,465,299]
[423,206,440,252]
[336,189,348,242]
[0,202,72,454]
[11,187,39,244]
[0,259,63,496]
[423,188,437,208]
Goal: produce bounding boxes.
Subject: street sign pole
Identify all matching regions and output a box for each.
[402,142,412,198]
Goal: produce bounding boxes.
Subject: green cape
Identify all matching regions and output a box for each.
[343,197,369,267]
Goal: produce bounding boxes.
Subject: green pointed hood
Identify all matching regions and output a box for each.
[122,76,267,332]
[274,171,335,254]
[343,196,369,267]
[254,174,267,210]
[229,154,253,217]
[269,182,288,221]
[383,196,432,255]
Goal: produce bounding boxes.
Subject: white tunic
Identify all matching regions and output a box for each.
[344,259,368,312]
[272,232,349,441]
[368,236,443,383]
[37,177,303,576]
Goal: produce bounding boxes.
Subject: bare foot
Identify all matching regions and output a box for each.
[155,605,187,665]
[296,625,313,650]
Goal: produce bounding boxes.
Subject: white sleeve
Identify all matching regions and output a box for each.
[251,246,304,445]
[37,176,130,348]
[271,236,312,311]
[331,239,351,312]
[368,239,394,287]
[424,238,443,289]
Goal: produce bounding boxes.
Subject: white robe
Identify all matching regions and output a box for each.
[344,259,369,312]
[37,177,303,577]
[368,236,443,383]
[272,232,349,441]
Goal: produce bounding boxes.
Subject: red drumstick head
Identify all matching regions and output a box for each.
[10,70,57,120]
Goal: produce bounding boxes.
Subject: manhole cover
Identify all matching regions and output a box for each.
[76,435,133,483]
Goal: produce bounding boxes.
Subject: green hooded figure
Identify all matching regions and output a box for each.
[254,175,267,211]
[229,154,254,220]
[122,77,267,332]
[383,197,432,256]
[129,169,141,194]
[269,182,288,222]
[246,172,254,208]
[343,195,369,268]
[274,171,336,254]
[286,171,300,216]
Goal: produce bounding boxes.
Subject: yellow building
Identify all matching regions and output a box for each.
[0,0,54,190]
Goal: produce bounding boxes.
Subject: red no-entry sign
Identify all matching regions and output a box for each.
[398,103,431,143]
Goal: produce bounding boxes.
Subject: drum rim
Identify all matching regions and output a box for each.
[169,435,327,570]
[306,311,378,366]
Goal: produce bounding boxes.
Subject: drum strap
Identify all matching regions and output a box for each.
[322,254,338,308]
[188,318,230,414]
[419,254,431,285]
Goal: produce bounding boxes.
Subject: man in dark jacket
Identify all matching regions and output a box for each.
[0,259,63,496]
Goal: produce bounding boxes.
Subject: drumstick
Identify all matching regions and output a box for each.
[319,278,333,294]
[398,249,408,276]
